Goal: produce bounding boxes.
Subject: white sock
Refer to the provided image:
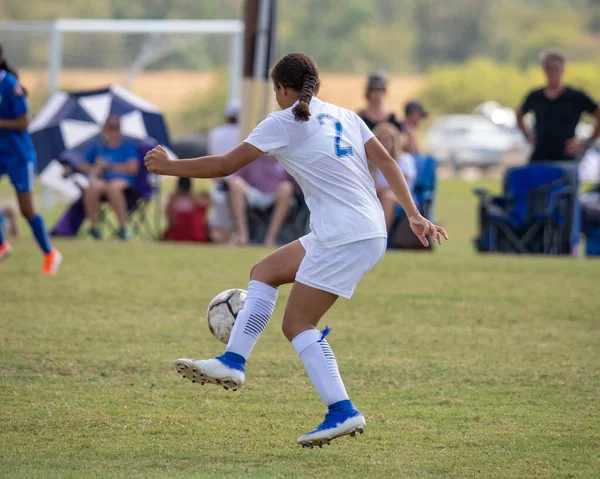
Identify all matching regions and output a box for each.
[225,280,278,360]
[292,328,349,407]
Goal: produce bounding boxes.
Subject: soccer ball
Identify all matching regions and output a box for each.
[207,289,247,344]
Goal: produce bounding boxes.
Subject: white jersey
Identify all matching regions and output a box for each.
[244,97,387,248]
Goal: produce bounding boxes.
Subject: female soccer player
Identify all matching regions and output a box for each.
[0,44,61,273]
[144,53,448,447]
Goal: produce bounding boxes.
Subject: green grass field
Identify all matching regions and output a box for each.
[1,180,599,478]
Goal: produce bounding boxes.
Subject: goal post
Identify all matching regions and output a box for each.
[0,19,244,105]
[48,19,244,104]
[0,18,244,213]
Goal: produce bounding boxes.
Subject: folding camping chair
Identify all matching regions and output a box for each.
[388,154,437,250]
[581,188,600,256]
[96,140,159,241]
[51,140,159,240]
[474,164,573,255]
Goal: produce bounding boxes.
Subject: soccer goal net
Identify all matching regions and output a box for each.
[0,19,243,135]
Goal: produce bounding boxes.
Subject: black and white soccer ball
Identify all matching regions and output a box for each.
[207,289,247,344]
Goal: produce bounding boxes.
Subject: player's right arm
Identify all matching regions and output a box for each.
[144,143,263,179]
[145,115,287,178]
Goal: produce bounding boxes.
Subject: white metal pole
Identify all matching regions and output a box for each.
[229,31,244,105]
[43,21,63,210]
[47,21,63,95]
[55,19,243,34]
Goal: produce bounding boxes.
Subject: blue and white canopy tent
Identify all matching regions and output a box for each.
[30,83,170,175]
[29,85,172,238]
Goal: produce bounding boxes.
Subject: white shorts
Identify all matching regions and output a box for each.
[208,183,276,230]
[245,184,276,210]
[296,234,387,299]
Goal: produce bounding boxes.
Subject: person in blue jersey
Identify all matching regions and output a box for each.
[0,44,62,274]
[78,115,140,240]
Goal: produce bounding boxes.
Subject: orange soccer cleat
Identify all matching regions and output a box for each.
[42,248,62,276]
[0,242,12,262]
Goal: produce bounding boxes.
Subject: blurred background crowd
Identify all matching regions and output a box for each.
[1,0,600,256]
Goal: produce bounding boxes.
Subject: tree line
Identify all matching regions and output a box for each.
[1,0,599,73]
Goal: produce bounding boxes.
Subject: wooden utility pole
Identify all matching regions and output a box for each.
[241,0,278,138]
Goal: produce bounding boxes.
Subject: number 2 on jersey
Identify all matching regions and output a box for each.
[316,113,354,158]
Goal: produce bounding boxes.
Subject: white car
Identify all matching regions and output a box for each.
[426,114,529,170]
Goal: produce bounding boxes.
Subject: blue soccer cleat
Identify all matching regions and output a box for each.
[175,352,246,391]
[298,400,366,448]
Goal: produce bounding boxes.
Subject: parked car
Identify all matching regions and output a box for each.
[426,114,529,170]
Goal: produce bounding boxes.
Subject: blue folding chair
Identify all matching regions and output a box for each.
[474,164,575,255]
[581,188,600,256]
[412,154,437,220]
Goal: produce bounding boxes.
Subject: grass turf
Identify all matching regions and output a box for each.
[1,180,599,478]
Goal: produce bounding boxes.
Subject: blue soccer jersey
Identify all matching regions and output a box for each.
[0,70,36,193]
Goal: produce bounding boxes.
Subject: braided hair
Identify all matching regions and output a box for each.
[271,53,320,122]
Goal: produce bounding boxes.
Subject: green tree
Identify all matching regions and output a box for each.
[413,0,492,71]
[278,0,372,72]
[2,0,600,73]
[420,58,600,115]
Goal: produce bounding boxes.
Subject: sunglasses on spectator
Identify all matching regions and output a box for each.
[543,61,564,71]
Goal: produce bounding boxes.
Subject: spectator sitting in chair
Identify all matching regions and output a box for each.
[357,72,403,132]
[517,48,600,163]
[371,122,416,233]
[163,176,210,243]
[78,115,140,241]
[226,155,294,246]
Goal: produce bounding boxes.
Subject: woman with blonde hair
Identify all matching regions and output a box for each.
[371,122,417,232]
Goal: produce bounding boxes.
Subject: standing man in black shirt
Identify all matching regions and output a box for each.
[516,49,600,163]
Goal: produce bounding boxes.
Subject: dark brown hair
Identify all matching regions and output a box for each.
[0,43,27,96]
[271,53,320,122]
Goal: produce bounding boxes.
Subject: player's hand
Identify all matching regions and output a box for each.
[408,213,449,247]
[144,145,172,175]
[564,137,586,157]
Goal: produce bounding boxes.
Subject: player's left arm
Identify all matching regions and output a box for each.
[366,137,448,246]
[144,143,262,178]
